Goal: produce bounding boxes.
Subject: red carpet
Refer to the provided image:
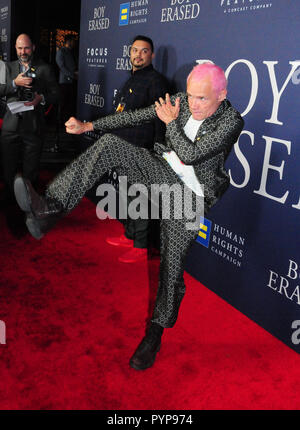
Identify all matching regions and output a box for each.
[1,187,300,410]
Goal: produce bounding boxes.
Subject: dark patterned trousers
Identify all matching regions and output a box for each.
[46,133,203,327]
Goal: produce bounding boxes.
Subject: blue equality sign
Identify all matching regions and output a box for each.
[119,2,130,26]
[77,0,300,353]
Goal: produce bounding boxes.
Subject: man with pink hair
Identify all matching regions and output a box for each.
[14,63,244,370]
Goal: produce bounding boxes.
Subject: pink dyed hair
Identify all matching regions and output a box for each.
[187,63,227,95]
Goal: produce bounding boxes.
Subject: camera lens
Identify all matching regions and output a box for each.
[22,88,34,101]
[20,68,36,101]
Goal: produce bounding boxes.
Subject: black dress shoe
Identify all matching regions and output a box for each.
[13,175,63,239]
[14,175,62,218]
[129,324,164,370]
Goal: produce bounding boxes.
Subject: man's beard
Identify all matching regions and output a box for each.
[18,53,32,64]
[130,58,144,69]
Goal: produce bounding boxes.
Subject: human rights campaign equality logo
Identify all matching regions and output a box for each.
[119,2,130,26]
[196,217,212,248]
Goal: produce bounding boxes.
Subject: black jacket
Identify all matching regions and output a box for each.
[112,64,169,149]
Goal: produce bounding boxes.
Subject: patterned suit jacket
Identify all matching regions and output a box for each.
[93,92,244,212]
[0,58,59,133]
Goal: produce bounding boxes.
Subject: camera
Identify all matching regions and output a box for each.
[20,67,37,101]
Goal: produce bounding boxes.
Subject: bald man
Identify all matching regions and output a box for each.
[14,63,244,370]
[0,34,59,205]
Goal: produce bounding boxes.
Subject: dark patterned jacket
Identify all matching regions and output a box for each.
[93,93,244,211]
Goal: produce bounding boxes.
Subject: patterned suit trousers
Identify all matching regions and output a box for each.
[46,133,203,327]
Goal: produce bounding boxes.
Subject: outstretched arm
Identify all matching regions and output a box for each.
[66,101,160,135]
[92,103,157,131]
[65,93,183,135]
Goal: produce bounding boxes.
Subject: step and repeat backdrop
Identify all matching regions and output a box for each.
[0,0,11,61]
[77,0,300,353]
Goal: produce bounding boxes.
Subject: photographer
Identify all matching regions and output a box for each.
[0,34,59,206]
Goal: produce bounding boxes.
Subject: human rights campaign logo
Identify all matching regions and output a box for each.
[196,217,212,248]
[119,2,130,26]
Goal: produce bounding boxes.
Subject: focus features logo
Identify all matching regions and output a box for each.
[161,0,200,23]
[86,47,108,67]
[88,5,110,30]
[267,259,300,306]
[220,0,273,14]
[116,44,132,71]
[84,83,105,108]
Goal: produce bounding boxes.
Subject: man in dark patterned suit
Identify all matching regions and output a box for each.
[14,63,244,370]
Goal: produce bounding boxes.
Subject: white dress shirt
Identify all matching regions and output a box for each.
[163,116,204,196]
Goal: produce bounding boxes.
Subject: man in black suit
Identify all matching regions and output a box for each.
[0,33,59,204]
[105,35,169,263]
